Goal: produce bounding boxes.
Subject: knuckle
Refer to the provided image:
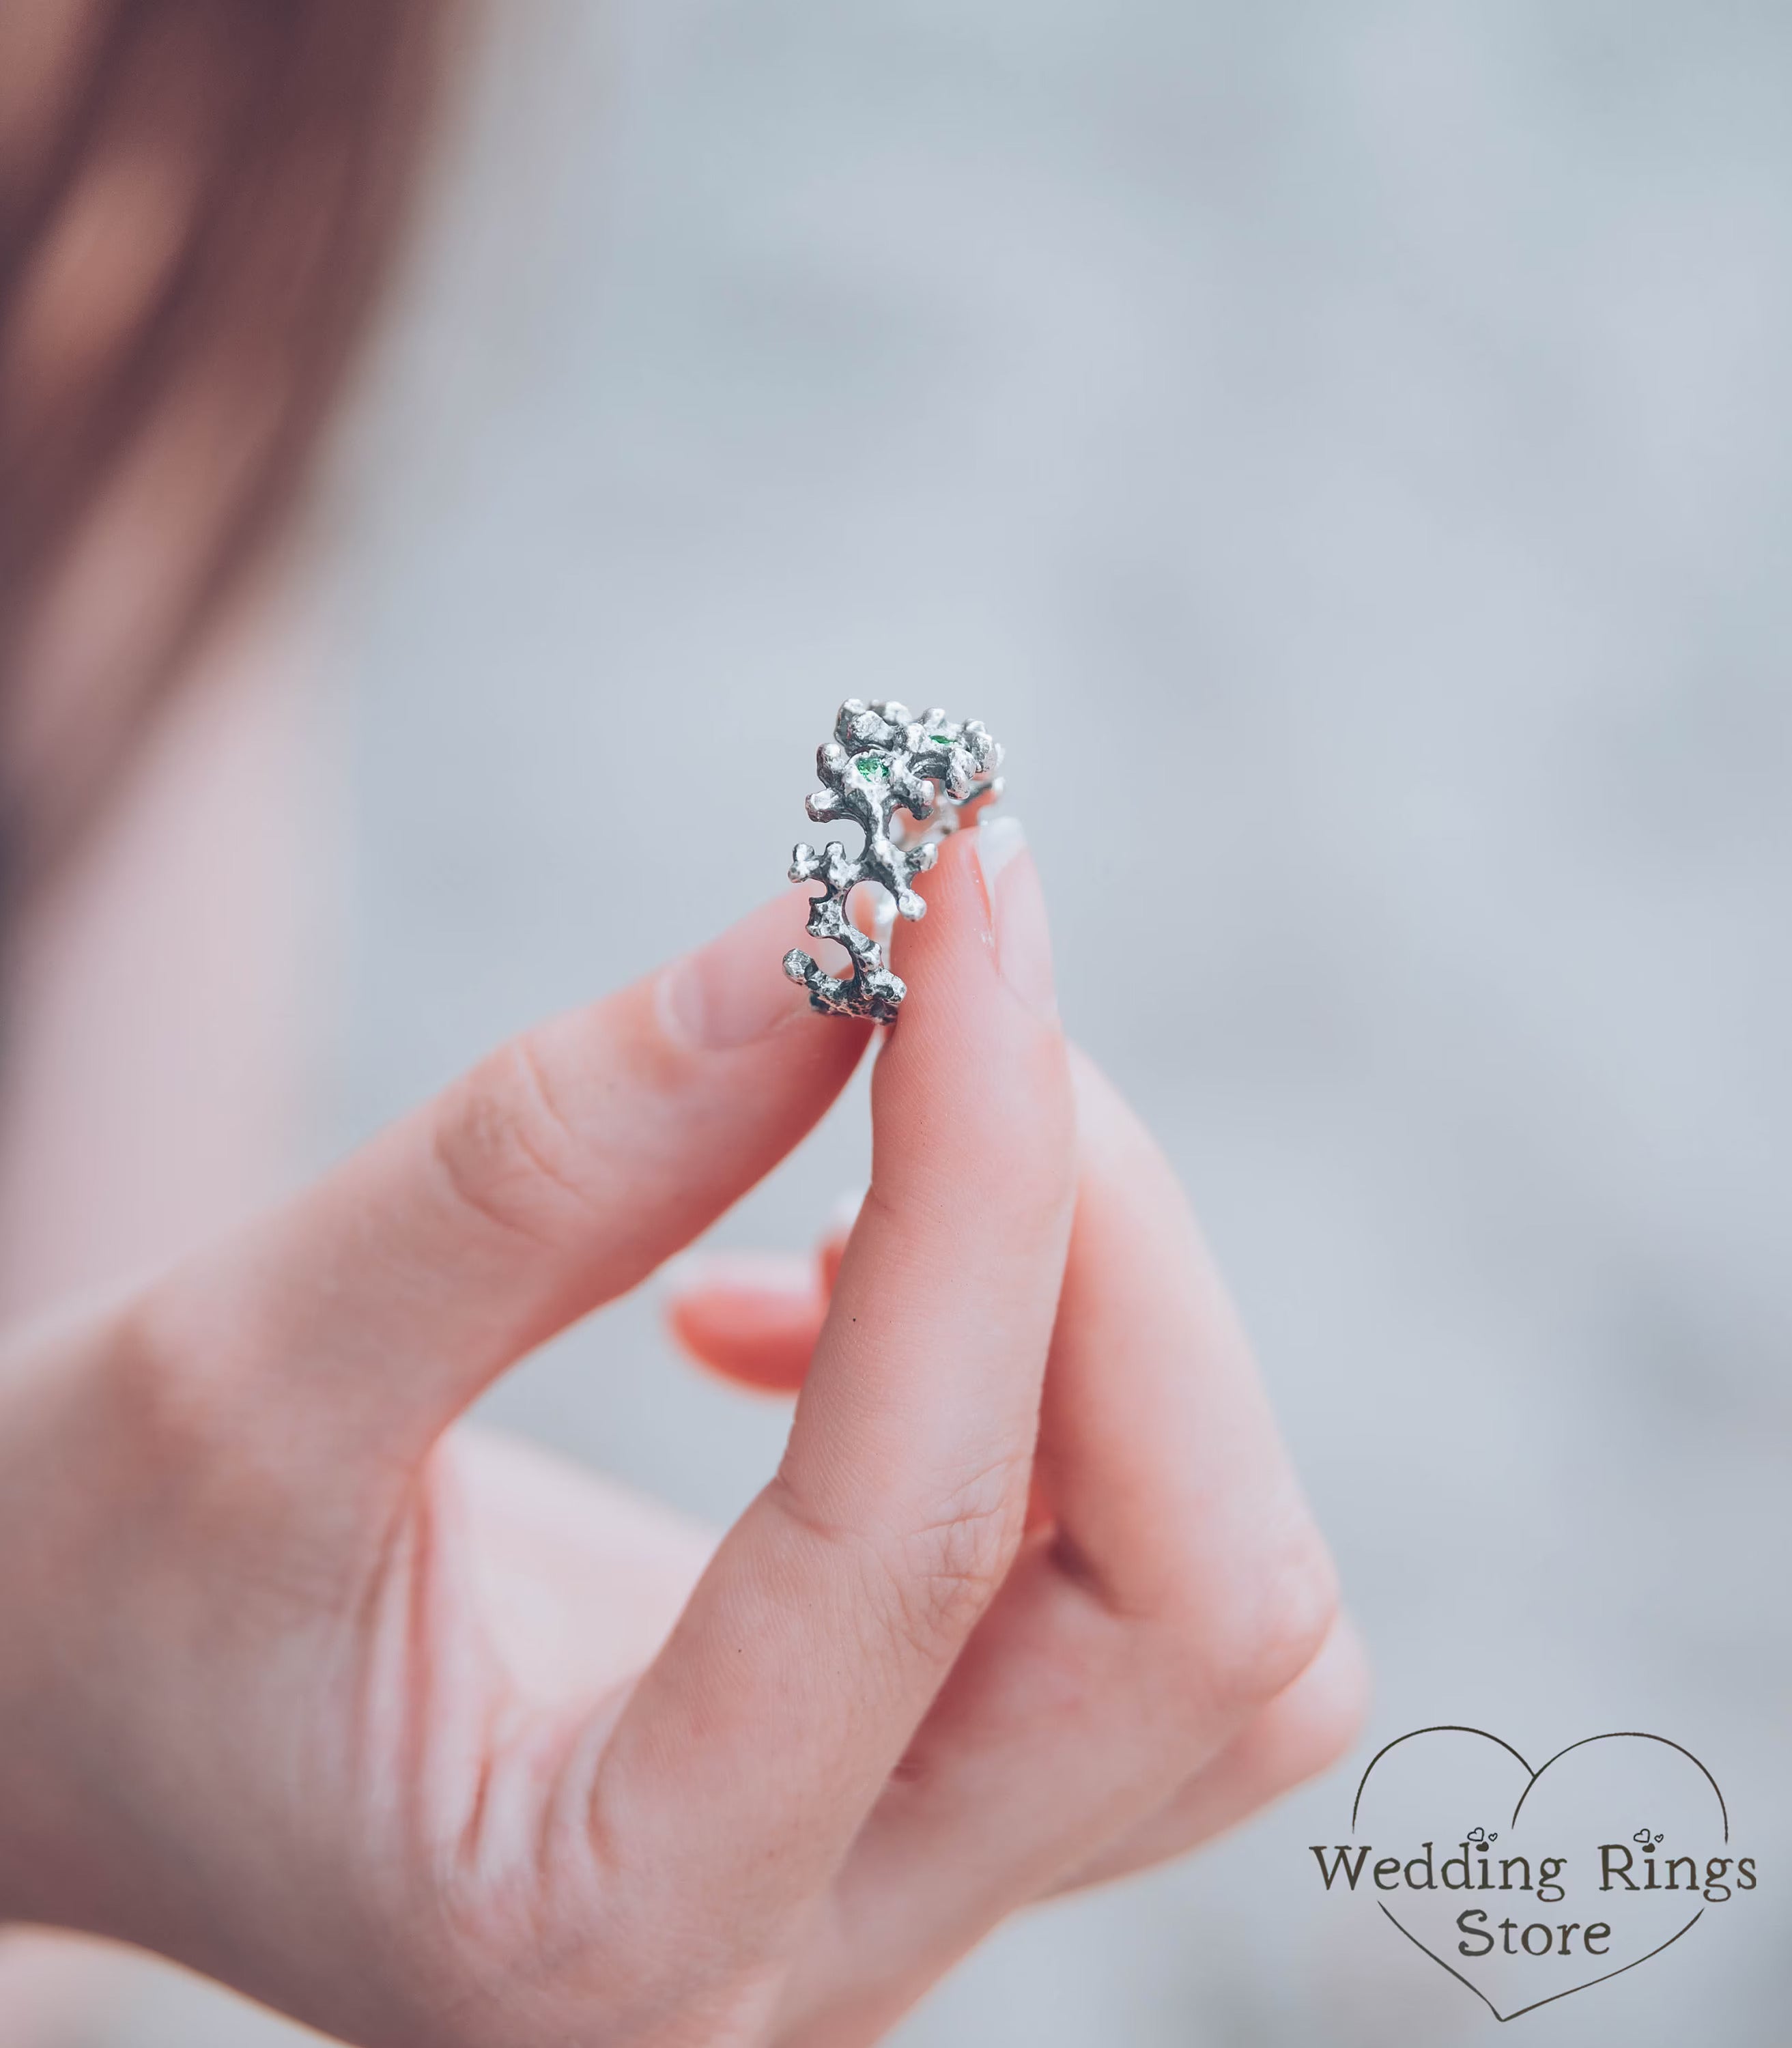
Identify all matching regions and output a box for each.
[1288,1638,1371,1782]
[1214,1539,1341,1715]
[880,1453,1032,1655]
[768,1446,1032,1669]
[431,1036,601,1251]
[1225,1613,1369,1812]
[86,1289,311,1556]
[96,1285,234,1485]
[1152,1530,1342,1727]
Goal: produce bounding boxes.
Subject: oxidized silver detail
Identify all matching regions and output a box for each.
[784,698,1004,1023]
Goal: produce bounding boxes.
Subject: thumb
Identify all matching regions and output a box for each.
[129,889,870,1477]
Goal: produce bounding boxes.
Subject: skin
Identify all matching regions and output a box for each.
[0,606,317,2040]
[3,3,1360,2032]
[0,813,1364,2046]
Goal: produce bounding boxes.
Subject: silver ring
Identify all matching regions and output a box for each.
[784,698,1004,1022]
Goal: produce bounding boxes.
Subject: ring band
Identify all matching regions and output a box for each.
[784,698,1004,1023]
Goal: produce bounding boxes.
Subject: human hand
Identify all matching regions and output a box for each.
[670,1008,1371,2017]
[0,821,1359,2047]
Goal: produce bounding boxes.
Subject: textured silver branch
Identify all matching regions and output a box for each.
[784,698,1004,1023]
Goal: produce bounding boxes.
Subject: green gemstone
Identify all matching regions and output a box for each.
[856,755,890,778]
[928,732,951,742]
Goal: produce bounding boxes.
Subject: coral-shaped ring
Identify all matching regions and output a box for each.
[784,698,1004,1023]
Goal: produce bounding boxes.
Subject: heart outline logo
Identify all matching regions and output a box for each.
[1350,1726,1729,2023]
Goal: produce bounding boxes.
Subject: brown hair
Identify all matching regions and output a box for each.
[0,0,456,895]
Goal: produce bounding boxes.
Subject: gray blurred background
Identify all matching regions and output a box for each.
[104,0,1791,2040]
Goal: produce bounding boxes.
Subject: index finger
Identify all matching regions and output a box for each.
[595,816,1075,1933]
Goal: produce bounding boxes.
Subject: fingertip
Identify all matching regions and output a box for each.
[658,887,876,1059]
[872,827,1072,1202]
[890,816,1059,1033]
[663,1255,825,1393]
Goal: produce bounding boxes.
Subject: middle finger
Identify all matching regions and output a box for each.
[776,1050,1348,2043]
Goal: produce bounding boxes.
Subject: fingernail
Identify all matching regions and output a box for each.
[659,1249,814,1300]
[974,815,1057,1021]
[658,894,815,1050]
